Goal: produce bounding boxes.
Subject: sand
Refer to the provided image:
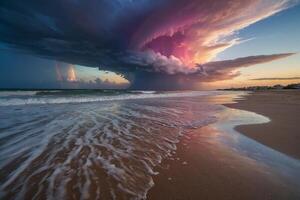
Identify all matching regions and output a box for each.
[2,90,299,199]
[147,90,300,200]
[227,90,300,160]
[147,125,299,200]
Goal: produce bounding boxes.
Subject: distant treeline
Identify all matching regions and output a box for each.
[220,83,300,91]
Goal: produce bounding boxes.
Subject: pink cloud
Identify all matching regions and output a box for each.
[130,0,294,67]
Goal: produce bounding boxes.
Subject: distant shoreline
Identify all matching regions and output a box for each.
[219,83,300,91]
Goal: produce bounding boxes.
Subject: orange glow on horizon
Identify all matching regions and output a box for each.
[67,65,77,82]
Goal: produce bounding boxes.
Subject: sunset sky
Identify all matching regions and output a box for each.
[0,0,299,90]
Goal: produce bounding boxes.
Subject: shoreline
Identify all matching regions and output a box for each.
[226,90,300,160]
[147,90,300,199]
[148,124,299,200]
[2,90,300,199]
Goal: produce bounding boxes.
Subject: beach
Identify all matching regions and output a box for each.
[147,91,300,200]
[227,90,300,160]
[1,90,300,199]
[148,126,299,200]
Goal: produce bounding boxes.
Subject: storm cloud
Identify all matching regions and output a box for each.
[129,53,295,90]
[0,0,297,89]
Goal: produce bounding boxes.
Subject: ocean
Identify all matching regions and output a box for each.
[0,90,299,199]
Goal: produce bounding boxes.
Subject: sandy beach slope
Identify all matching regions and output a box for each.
[226,90,300,159]
[147,125,299,200]
[147,90,300,200]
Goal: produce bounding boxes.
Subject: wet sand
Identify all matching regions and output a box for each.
[147,125,299,200]
[2,91,300,199]
[227,90,300,160]
[148,90,300,200]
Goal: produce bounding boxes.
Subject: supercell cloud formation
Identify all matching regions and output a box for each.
[0,0,297,89]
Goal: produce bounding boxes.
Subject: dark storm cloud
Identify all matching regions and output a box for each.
[129,53,295,90]
[0,0,297,89]
[54,78,129,89]
[0,52,128,89]
[0,0,163,69]
[195,53,295,81]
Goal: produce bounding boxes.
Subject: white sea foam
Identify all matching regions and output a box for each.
[132,90,156,94]
[2,91,299,199]
[0,92,222,199]
[0,91,37,97]
[0,91,223,106]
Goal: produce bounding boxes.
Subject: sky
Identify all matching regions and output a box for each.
[0,0,299,90]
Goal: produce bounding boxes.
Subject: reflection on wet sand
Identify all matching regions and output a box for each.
[0,91,300,199]
[148,106,300,200]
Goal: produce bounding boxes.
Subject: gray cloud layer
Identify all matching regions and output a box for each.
[195,53,295,81]
[129,53,295,90]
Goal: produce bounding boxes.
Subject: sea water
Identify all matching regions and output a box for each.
[0,90,299,199]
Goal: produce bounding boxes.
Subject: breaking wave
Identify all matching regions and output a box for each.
[0,91,232,199]
[0,90,222,106]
